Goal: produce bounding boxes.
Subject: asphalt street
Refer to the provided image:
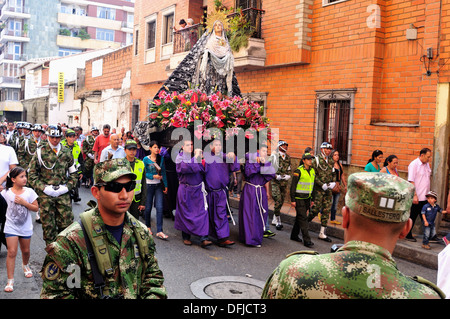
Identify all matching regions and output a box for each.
[0,186,439,299]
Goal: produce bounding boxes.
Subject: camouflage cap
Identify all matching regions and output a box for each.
[94,158,137,184]
[124,139,138,149]
[345,172,415,223]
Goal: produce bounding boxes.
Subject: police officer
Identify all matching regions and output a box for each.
[15,122,37,170]
[289,152,315,248]
[40,158,167,299]
[124,139,147,220]
[61,129,83,203]
[262,172,445,299]
[308,141,336,242]
[28,124,78,245]
[269,140,291,230]
[31,124,45,146]
[81,126,99,188]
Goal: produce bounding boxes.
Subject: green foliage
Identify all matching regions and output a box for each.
[227,8,255,52]
[59,28,71,36]
[77,29,90,40]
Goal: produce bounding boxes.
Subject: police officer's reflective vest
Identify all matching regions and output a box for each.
[62,140,81,169]
[295,165,315,199]
[132,159,144,202]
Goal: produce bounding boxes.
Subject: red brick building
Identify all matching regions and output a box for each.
[130,0,450,209]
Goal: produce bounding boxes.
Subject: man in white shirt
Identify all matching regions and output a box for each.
[406,147,432,241]
[100,134,126,162]
[0,143,18,190]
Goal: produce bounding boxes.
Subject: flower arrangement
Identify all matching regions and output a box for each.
[148,88,270,140]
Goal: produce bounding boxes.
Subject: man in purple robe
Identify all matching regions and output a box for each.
[204,139,240,247]
[175,140,212,248]
[239,144,276,247]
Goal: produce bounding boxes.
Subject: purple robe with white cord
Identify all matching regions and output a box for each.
[204,151,240,241]
[174,152,209,237]
[239,152,276,246]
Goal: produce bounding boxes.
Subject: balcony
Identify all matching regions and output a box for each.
[0,6,31,20]
[0,28,30,43]
[169,8,266,73]
[0,52,27,61]
[57,12,122,31]
[0,76,21,88]
[56,34,122,50]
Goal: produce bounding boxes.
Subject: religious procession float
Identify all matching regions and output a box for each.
[134,2,272,156]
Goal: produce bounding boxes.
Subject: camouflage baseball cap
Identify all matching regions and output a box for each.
[345,172,415,223]
[124,139,138,149]
[94,158,137,184]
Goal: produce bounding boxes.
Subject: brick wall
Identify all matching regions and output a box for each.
[85,45,132,91]
[131,0,204,121]
[235,0,441,172]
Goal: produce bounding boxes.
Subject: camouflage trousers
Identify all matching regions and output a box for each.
[271,180,288,217]
[308,189,332,227]
[38,193,74,245]
[83,157,95,179]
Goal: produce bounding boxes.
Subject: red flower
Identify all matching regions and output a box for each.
[190,92,198,104]
[154,99,161,106]
[245,109,252,118]
[162,110,170,118]
[149,112,158,119]
[245,131,254,139]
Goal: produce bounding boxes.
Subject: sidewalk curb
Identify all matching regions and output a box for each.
[229,198,439,269]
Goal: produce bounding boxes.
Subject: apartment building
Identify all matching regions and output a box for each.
[0,0,134,121]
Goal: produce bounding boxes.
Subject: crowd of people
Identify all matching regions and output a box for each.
[0,119,448,299]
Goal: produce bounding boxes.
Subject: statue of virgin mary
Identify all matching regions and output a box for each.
[154,12,241,99]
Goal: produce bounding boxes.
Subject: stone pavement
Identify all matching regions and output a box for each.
[229,195,444,270]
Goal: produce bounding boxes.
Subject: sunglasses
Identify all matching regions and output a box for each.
[95,181,136,193]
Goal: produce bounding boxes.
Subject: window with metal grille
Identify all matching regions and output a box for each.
[314,89,355,164]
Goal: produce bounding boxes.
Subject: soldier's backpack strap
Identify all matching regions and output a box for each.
[412,276,446,299]
[285,250,319,258]
[78,219,108,298]
[79,211,114,278]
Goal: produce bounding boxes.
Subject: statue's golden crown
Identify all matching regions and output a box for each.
[205,7,230,32]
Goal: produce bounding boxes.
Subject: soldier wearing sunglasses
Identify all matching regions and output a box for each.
[40,158,167,299]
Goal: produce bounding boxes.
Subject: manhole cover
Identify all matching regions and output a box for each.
[190,276,265,299]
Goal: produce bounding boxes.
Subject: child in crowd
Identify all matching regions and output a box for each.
[421,190,447,250]
[2,166,39,292]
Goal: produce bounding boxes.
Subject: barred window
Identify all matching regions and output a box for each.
[314,89,355,164]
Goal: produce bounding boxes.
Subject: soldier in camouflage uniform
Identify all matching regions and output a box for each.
[269,140,291,230]
[262,172,446,299]
[40,158,167,299]
[28,125,78,245]
[10,121,23,152]
[81,126,98,188]
[15,122,37,170]
[308,141,336,242]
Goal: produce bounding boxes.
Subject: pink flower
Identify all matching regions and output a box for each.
[154,99,161,106]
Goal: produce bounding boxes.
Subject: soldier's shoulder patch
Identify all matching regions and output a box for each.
[286,250,319,258]
[43,261,61,281]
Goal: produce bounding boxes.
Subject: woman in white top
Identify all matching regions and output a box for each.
[2,166,39,292]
